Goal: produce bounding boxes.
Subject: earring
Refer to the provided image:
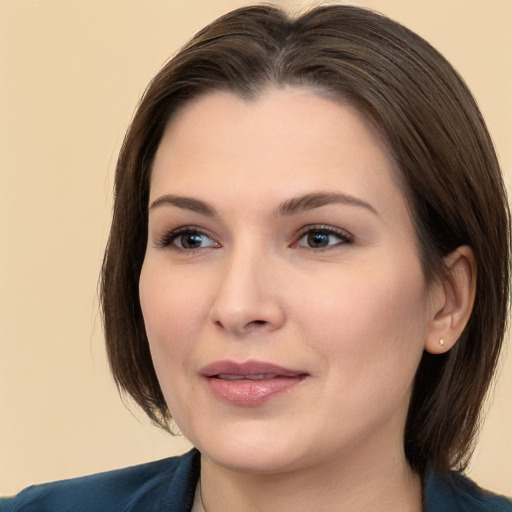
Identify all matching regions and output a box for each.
[439,338,445,346]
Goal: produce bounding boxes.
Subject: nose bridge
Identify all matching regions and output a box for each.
[209,238,284,335]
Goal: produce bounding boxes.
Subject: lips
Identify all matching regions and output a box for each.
[201,360,308,405]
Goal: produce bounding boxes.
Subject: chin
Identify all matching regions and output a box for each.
[191,426,312,474]
[204,447,304,475]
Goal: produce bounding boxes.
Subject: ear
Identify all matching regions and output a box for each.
[425,246,477,354]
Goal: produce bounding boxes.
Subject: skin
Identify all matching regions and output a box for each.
[139,88,471,511]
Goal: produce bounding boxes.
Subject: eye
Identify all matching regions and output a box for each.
[174,232,216,249]
[295,226,352,249]
[157,228,219,250]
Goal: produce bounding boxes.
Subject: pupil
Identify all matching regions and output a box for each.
[182,233,202,248]
[308,232,329,247]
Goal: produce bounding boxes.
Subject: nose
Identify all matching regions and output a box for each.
[208,247,286,336]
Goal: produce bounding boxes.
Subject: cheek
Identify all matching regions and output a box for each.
[140,259,204,330]
[297,261,430,378]
[297,263,430,438]
[138,262,210,373]
[138,262,214,426]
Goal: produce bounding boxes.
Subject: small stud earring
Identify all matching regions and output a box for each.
[439,338,445,346]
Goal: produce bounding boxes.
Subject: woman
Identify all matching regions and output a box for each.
[2,4,510,511]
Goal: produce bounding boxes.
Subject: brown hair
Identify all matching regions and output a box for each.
[100,4,510,474]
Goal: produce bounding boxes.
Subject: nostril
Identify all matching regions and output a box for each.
[245,320,269,330]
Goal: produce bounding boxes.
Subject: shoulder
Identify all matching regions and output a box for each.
[425,468,512,512]
[0,449,200,512]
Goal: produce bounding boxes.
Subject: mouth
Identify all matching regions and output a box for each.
[200,360,309,405]
[216,373,285,380]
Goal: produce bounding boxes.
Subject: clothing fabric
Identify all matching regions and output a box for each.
[1,449,511,511]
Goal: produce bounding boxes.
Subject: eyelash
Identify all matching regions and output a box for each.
[155,224,353,251]
[155,226,219,251]
[293,225,353,250]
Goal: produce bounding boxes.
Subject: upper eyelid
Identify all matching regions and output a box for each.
[295,224,353,239]
[169,225,212,235]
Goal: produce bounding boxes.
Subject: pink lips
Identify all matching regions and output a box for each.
[201,360,308,405]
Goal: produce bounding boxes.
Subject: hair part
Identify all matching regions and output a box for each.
[100,4,511,474]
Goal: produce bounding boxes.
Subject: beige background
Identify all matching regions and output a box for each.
[1,0,511,497]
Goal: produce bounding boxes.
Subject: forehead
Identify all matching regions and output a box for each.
[151,88,400,204]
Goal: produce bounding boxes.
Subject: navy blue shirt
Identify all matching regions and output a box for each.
[1,449,511,511]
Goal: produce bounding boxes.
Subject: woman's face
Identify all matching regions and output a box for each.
[139,88,436,474]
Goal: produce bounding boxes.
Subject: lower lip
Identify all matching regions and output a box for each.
[207,376,306,405]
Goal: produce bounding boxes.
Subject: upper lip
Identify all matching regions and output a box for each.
[200,359,308,378]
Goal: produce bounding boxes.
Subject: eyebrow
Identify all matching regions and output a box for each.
[149,195,217,216]
[277,192,378,217]
[148,191,378,217]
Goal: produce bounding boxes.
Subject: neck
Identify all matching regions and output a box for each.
[198,444,422,512]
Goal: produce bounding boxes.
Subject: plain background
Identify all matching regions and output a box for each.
[1,0,511,497]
